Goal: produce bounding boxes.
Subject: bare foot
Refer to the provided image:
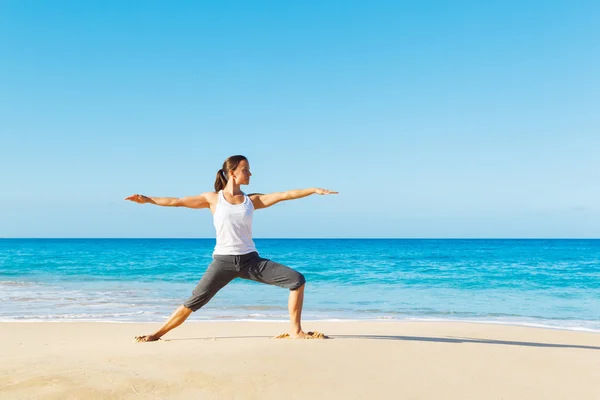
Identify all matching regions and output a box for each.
[134,334,161,342]
[274,331,329,339]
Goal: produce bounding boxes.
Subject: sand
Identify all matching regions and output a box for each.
[1,321,599,399]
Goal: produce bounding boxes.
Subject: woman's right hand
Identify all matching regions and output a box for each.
[125,194,151,204]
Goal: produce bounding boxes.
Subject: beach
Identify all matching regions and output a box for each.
[2,321,599,400]
[3,239,600,398]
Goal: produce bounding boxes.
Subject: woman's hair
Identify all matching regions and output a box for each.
[214,155,248,192]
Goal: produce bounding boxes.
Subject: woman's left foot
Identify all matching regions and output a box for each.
[274,331,329,339]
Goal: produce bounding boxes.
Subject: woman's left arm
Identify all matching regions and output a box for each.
[250,188,338,210]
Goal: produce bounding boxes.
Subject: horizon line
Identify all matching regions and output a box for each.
[1,237,599,240]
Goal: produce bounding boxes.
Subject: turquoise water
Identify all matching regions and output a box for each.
[1,239,599,331]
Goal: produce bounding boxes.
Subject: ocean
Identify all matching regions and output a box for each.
[1,239,599,332]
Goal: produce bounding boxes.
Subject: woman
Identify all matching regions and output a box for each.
[125,155,338,341]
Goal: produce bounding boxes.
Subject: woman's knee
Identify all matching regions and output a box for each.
[182,294,207,312]
[290,272,306,290]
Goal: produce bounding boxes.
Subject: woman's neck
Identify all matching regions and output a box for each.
[223,182,243,196]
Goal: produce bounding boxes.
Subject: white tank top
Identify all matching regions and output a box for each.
[212,190,257,255]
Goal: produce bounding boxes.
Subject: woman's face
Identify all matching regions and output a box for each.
[232,160,252,185]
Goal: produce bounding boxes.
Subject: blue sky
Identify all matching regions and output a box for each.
[1,1,599,238]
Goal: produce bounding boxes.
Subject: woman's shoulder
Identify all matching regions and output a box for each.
[202,191,219,204]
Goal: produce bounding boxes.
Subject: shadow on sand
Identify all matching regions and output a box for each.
[164,334,600,350]
[330,334,600,350]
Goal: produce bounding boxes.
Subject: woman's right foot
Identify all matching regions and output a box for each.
[134,334,161,342]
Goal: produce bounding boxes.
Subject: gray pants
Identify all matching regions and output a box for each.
[183,252,306,312]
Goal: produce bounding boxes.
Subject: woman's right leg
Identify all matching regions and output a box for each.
[135,260,237,342]
[134,305,193,342]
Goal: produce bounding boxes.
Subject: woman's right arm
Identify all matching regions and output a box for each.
[124,192,216,209]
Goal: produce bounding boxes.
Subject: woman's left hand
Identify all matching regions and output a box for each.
[314,188,339,195]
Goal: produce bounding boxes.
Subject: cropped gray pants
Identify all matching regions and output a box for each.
[183,252,306,312]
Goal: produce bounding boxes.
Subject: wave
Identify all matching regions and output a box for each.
[0,281,36,287]
[1,314,599,332]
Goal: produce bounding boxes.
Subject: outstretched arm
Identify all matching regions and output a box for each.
[250,188,338,210]
[124,192,215,209]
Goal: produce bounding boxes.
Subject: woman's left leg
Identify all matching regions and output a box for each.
[287,282,306,336]
[240,254,326,338]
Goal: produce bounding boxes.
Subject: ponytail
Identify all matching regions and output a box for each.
[214,169,228,192]
[214,155,248,192]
